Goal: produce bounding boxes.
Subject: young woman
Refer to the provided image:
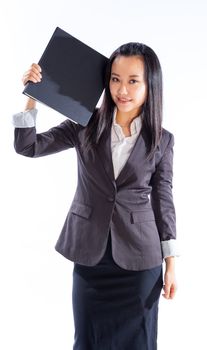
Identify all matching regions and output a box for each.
[13,42,178,349]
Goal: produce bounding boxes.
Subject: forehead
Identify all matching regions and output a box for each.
[111,55,145,76]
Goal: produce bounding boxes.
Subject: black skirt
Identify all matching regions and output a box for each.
[72,233,163,350]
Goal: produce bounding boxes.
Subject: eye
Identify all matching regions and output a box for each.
[129,79,138,84]
[111,77,119,82]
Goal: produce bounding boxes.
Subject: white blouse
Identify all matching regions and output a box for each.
[111,108,142,179]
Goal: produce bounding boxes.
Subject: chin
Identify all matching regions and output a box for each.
[117,105,135,113]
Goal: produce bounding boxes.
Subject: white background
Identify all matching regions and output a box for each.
[1,0,207,349]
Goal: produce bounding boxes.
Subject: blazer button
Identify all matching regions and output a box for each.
[107,197,114,202]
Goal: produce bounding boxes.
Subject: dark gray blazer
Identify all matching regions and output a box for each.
[14,116,176,271]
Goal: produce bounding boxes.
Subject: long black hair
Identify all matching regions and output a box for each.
[83,42,163,158]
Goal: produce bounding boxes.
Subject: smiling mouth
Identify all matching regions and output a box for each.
[117,97,132,103]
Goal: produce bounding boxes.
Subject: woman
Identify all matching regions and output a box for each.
[13,42,178,349]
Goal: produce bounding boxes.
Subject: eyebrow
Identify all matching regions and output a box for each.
[111,73,141,78]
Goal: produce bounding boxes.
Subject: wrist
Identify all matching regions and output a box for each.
[24,97,36,111]
[165,256,175,271]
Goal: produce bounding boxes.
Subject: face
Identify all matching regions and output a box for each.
[109,55,147,117]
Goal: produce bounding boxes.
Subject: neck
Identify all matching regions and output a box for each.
[116,109,141,127]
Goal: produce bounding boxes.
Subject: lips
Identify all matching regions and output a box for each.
[117,97,132,103]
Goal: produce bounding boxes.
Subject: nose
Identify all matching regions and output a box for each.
[118,83,128,95]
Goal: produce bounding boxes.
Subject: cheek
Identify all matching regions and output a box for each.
[135,85,147,101]
[109,83,116,97]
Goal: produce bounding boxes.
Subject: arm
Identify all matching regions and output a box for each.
[13,109,80,157]
[150,132,178,299]
[13,64,81,157]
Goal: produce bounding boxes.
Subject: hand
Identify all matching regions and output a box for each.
[162,257,177,300]
[22,63,42,111]
[22,63,42,86]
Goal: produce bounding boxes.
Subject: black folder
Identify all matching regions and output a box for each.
[23,27,108,126]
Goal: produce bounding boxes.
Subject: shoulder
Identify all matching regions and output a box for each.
[51,118,83,139]
[61,118,84,132]
[160,127,175,149]
[152,128,175,162]
[62,108,100,146]
[161,127,174,140]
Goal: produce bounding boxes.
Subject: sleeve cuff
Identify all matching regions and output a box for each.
[12,108,38,128]
[161,239,180,259]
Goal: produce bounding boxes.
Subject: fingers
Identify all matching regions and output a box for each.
[162,284,172,299]
[22,63,42,86]
[162,270,177,300]
[162,281,177,300]
[169,284,176,299]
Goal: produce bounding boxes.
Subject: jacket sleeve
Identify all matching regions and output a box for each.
[150,132,177,258]
[13,109,81,158]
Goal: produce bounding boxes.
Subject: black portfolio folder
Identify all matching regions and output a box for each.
[23,27,108,126]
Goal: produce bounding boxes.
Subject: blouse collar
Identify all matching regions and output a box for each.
[112,107,143,140]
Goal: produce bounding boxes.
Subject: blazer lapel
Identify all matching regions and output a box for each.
[96,129,115,183]
[96,127,148,186]
[115,127,148,185]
